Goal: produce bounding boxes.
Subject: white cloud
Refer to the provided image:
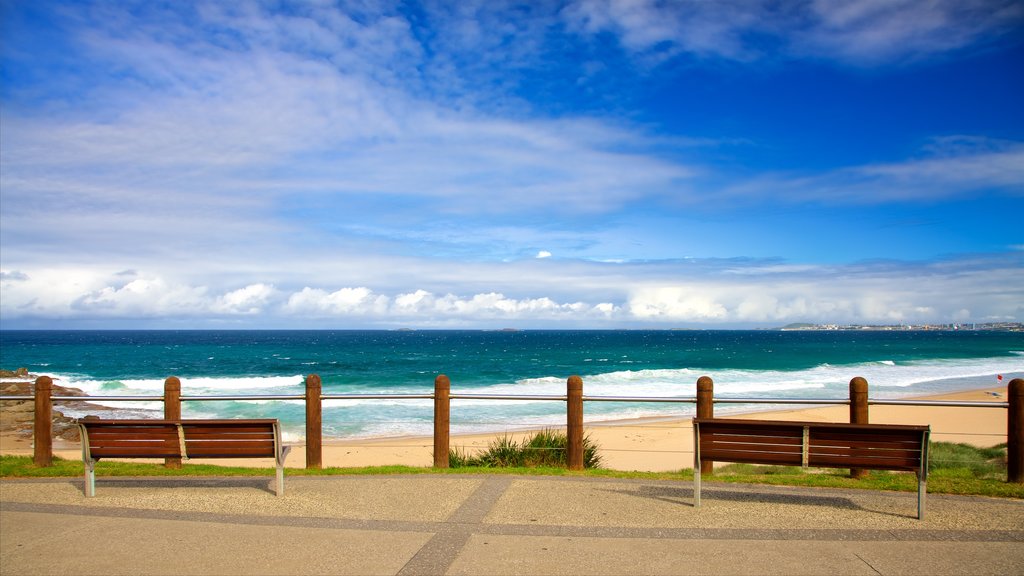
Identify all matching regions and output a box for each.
[536,251,553,259]
[717,138,1024,205]
[629,287,729,320]
[622,255,1024,325]
[562,0,1024,65]
[1,253,1021,327]
[212,284,278,315]
[285,287,390,316]
[71,275,209,317]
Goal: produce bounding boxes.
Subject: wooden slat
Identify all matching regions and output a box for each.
[87,431,179,442]
[181,425,275,435]
[810,455,919,470]
[87,426,178,433]
[88,438,178,448]
[698,424,804,437]
[810,437,922,450]
[701,436,803,445]
[699,449,803,465]
[812,430,924,444]
[700,436,802,450]
[185,448,276,457]
[695,418,927,432]
[185,440,275,450]
[90,447,181,458]
[182,432,274,440]
[809,444,921,457]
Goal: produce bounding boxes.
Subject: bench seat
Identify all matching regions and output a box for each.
[78,418,291,497]
[693,418,930,519]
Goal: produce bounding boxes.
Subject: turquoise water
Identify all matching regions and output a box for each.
[2,330,1022,440]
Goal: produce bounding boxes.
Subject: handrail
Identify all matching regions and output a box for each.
[2,373,1021,482]
[0,393,1009,408]
[452,393,567,401]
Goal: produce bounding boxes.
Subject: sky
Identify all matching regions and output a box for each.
[1,0,1022,330]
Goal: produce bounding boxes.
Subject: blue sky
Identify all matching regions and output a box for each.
[1,0,1022,329]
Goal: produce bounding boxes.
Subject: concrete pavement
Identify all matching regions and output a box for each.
[2,474,1022,575]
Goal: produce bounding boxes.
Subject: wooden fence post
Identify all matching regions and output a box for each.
[434,374,451,468]
[1009,378,1023,483]
[696,376,714,475]
[305,374,322,470]
[33,376,53,467]
[164,376,182,469]
[849,376,869,479]
[567,375,584,470]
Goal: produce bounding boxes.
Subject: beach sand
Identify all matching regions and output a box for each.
[0,387,1009,473]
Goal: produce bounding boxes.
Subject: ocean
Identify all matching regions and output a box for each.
[1,330,1022,441]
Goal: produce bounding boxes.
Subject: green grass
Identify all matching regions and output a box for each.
[3,441,1021,499]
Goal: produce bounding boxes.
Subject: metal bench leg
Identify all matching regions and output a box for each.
[275,446,291,497]
[693,424,701,507]
[84,459,96,497]
[918,473,926,520]
[694,466,701,507]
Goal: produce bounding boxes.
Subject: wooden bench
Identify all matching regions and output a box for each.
[693,418,930,519]
[77,418,291,497]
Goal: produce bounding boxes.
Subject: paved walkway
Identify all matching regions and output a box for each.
[2,474,1022,575]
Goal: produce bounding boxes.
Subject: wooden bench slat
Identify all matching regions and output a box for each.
[698,449,804,465]
[697,425,804,437]
[89,447,181,458]
[809,437,923,450]
[700,431,804,442]
[184,430,274,437]
[86,432,180,442]
[185,442,276,450]
[701,442,803,454]
[809,455,920,470]
[181,425,276,434]
[87,438,179,448]
[185,450,277,458]
[811,430,925,444]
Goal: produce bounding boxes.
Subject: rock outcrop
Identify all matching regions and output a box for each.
[1,368,121,442]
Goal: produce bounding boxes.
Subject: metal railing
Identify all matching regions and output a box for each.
[2,373,1021,482]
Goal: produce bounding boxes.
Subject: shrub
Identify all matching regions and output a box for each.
[448,429,602,469]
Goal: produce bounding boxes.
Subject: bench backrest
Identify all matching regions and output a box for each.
[693,418,929,475]
[181,420,279,459]
[79,419,281,460]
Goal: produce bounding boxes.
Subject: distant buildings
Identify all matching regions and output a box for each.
[779,322,1023,332]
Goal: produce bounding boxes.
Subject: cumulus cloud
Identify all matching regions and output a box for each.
[1,254,1020,328]
[285,287,390,316]
[624,256,1024,325]
[536,251,553,259]
[212,284,278,315]
[71,276,208,316]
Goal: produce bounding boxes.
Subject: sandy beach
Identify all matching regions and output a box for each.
[0,386,1010,472]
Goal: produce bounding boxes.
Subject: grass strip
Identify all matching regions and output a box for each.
[3,456,1021,500]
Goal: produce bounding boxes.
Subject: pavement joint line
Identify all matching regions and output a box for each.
[397,476,514,576]
[854,552,884,576]
[3,476,1023,547]
[5,500,1021,544]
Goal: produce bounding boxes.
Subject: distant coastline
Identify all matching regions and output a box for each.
[777,322,1023,332]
